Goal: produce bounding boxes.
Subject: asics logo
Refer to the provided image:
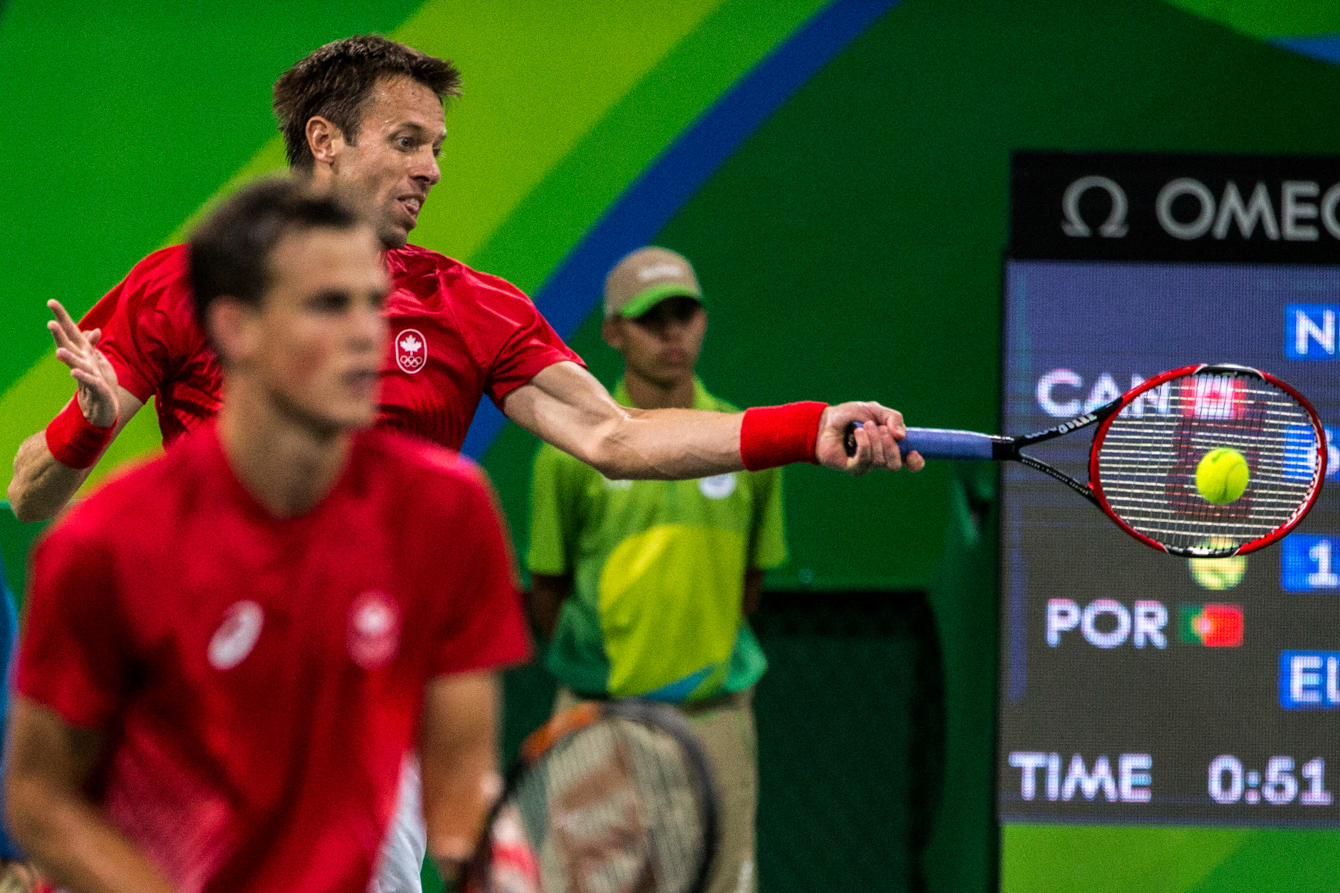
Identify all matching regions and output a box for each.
[208,601,264,671]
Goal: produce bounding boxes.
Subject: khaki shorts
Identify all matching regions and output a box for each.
[554,687,758,893]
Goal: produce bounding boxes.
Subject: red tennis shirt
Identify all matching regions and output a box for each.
[17,424,530,893]
[82,244,582,448]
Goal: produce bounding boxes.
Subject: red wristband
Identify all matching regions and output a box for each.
[45,399,116,470]
[739,401,827,471]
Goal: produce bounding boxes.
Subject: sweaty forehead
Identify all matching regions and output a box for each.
[359,76,446,138]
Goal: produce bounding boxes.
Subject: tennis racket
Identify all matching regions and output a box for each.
[463,699,718,893]
[847,363,1326,556]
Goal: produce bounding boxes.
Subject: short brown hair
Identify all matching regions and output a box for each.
[189,178,362,326]
[273,35,461,172]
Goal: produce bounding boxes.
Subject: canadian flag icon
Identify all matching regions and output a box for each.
[1183,375,1242,420]
[396,329,427,374]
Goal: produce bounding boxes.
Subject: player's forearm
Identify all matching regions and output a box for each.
[7,780,177,893]
[425,756,496,859]
[505,363,745,479]
[8,432,95,523]
[10,389,142,522]
[6,700,174,893]
[567,407,746,481]
[421,674,501,870]
[508,362,912,478]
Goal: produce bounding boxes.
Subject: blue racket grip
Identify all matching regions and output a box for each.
[843,423,997,460]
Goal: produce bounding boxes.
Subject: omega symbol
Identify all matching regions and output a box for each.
[1062,176,1129,238]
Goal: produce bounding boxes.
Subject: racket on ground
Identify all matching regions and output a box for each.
[464,699,718,893]
[847,363,1326,556]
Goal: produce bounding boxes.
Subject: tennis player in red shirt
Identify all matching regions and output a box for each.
[6,179,529,893]
[9,36,920,527]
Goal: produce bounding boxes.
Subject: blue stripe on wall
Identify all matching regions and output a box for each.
[1272,34,1340,67]
[462,0,904,459]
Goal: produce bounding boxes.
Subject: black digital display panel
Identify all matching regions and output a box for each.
[998,153,1340,827]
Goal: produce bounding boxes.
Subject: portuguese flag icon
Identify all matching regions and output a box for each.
[1179,603,1244,647]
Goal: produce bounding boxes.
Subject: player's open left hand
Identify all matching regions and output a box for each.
[46,299,120,428]
[816,401,925,475]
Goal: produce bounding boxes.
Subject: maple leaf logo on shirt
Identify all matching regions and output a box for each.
[395,329,427,374]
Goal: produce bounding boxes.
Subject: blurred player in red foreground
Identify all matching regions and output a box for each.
[4,179,530,893]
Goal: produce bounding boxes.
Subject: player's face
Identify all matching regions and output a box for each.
[609,297,707,389]
[330,77,445,249]
[251,225,389,433]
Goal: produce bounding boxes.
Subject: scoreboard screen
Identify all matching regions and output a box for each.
[998,153,1340,830]
[997,259,1340,825]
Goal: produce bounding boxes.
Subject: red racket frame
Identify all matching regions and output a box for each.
[1088,363,1327,557]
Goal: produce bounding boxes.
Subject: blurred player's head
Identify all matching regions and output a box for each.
[273,35,461,249]
[601,247,707,390]
[189,178,388,434]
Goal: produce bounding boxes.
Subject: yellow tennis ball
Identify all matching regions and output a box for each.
[1196,448,1249,505]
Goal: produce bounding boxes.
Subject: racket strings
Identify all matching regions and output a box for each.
[1095,373,1321,554]
[488,717,709,893]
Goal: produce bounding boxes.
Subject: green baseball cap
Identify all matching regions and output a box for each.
[603,246,703,319]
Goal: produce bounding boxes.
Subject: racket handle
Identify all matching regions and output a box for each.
[843,423,997,460]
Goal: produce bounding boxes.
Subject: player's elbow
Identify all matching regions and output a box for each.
[565,421,636,480]
[582,451,634,481]
[7,480,37,524]
[578,440,648,481]
[8,441,62,523]
[582,411,682,481]
[7,479,55,524]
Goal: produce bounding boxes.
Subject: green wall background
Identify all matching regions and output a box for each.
[4,2,1340,892]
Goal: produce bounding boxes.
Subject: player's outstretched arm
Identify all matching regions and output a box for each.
[502,361,924,479]
[420,671,502,889]
[5,698,177,893]
[8,301,143,523]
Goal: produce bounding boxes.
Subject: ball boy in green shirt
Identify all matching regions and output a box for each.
[529,246,786,893]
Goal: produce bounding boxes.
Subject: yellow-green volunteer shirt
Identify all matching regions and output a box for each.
[528,379,787,702]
